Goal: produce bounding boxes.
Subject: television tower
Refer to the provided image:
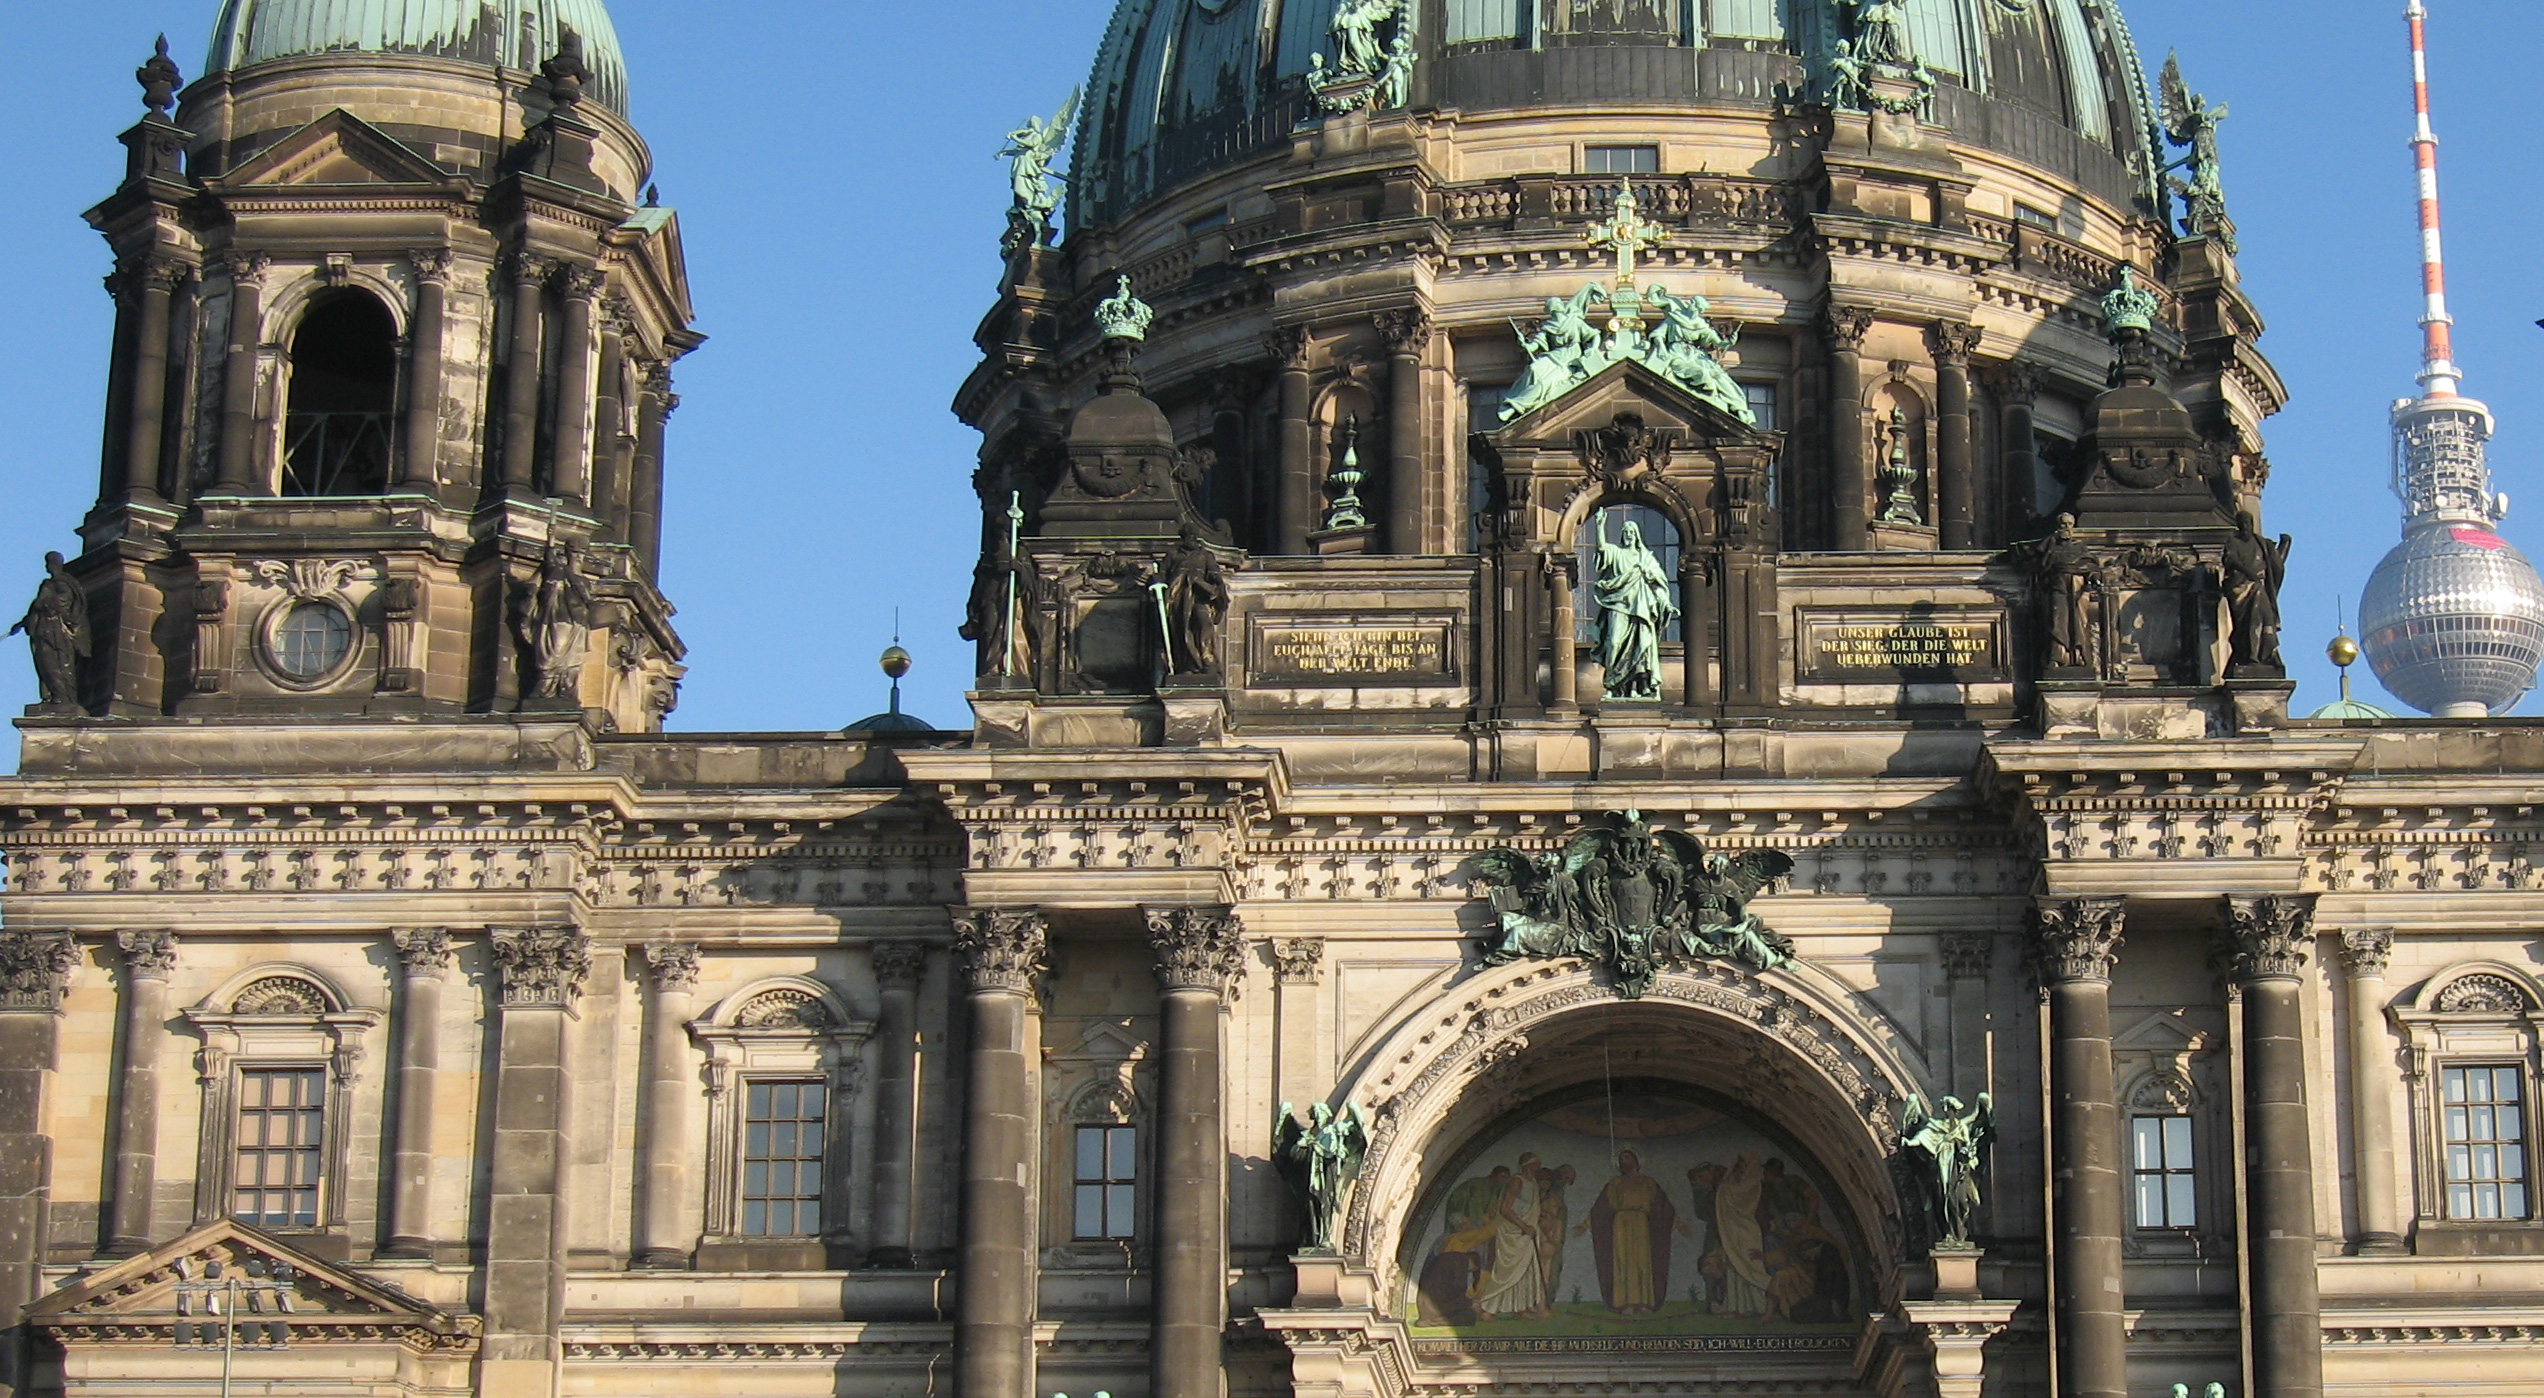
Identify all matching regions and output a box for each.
[2358,0,2544,717]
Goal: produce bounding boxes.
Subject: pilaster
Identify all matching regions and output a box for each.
[479,925,589,1398]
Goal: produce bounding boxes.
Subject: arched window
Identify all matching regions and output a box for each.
[1575,502,1683,643]
[282,292,397,496]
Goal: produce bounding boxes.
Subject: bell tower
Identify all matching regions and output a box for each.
[53,5,699,730]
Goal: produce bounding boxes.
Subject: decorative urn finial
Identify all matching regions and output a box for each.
[541,28,589,111]
[137,35,181,117]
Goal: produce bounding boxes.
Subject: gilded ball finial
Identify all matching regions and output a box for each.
[2328,632,2360,669]
[880,645,912,680]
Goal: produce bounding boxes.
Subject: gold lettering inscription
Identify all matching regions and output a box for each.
[1258,626,1448,677]
[1808,621,1997,670]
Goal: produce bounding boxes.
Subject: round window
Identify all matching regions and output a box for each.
[271,601,353,681]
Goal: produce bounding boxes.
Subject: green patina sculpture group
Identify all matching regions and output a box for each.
[1308,0,1417,115]
[1497,181,1756,427]
[1828,0,1934,113]
[1472,811,1798,999]
[997,89,1078,254]
[1275,1100,1370,1252]
[2161,53,2236,252]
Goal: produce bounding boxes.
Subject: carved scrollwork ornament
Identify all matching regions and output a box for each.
[1927,321,1983,366]
[0,930,81,1010]
[491,926,592,1007]
[2219,894,2314,983]
[1822,304,1875,353]
[735,988,831,1030]
[232,977,329,1016]
[1273,938,1325,984]
[2436,973,2531,1015]
[2030,897,2124,984]
[2339,927,2394,979]
[952,907,1049,993]
[1145,905,1245,993]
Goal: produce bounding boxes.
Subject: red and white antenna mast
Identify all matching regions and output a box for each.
[2406,0,2462,399]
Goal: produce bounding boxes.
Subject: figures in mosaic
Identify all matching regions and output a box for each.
[1898,1092,1995,1247]
[1274,1099,1368,1252]
[11,551,90,712]
[1473,811,1797,996]
[1592,516,1677,700]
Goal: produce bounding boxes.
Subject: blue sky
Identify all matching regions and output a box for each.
[2,1,2538,735]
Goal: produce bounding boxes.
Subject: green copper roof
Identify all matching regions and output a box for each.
[2308,697,2398,721]
[207,0,631,114]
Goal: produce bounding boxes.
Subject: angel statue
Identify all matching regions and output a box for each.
[1898,1092,1995,1248]
[1470,810,1799,997]
[998,89,1080,254]
[1642,287,1753,425]
[1499,285,1610,423]
[1275,1100,1369,1252]
[1840,0,1914,68]
[1329,0,1401,79]
[2160,53,2234,252]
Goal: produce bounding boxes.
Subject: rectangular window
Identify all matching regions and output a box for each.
[1584,144,1661,176]
[1742,381,1779,432]
[742,1079,828,1237]
[2013,202,2059,233]
[232,1068,325,1229]
[1445,0,1526,46]
[1073,1124,1138,1240]
[2444,1066,2530,1221]
[2129,1115,2196,1229]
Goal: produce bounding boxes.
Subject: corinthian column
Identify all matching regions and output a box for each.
[499,254,553,493]
[634,941,701,1269]
[1269,327,1313,555]
[383,928,451,1258]
[0,931,80,1398]
[952,909,1048,1398]
[119,258,187,507]
[103,929,177,1257]
[2032,898,2126,1398]
[1144,906,1243,1398]
[1988,363,2045,541]
[400,251,453,492]
[550,265,604,507]
[2338,929,2407,1255]
[482,927,590,1398]
[1929,323,1982,549]
[1376,310,1431,556]
[2223,896,2326,1398]
[867,942,927,1269]
[213,252,271,495]
[1824,306,1874,551]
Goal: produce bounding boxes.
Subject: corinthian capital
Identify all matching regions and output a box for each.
[2221,895,2316,984]
[1928,322,1983,366]
[1145,905,1245,994]
[392,927,453,977]
[2340,927,2394,979]
[0,930,81,1010]
[491,926,592,1007]
[1374,308,1433,356]
[116,928,179,980]
[1264,324,1312,371]
[952,908,1048,994]
[872,941,929,990]
[643,940,700,992]
[2031,897,2124,984]
[1822,304,1874,353]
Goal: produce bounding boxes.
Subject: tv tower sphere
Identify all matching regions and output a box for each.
[2357,0,2544,716]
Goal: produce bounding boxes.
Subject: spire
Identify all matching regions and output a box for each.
[2405,0,2461,399]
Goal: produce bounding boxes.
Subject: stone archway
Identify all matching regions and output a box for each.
[1335,959,1926,1305]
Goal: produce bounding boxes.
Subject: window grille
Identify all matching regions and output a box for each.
[1585,144,1661,176]
[742,1079,828,1237]
[2444,1065,2530,1221]
[1074,1124,1138,1239]
[232,1068,325,1228]
[2128,1114,2196,1228]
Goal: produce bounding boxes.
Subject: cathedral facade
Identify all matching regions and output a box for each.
[2,3,2541,1398]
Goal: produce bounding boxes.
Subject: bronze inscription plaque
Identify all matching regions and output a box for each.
[1800,610,2006,678]
[1252,622,1453,682]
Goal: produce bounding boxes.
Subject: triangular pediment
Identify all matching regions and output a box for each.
[220,110,452,188]
[1491,357,1770,449]
[27,1220,469,1337]
[2115,1009,2212,1054]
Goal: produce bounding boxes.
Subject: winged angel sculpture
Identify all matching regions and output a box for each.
[2160,54,2234,251]
[1472,811,1797,998]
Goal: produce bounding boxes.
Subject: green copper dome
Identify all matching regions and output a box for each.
[1074,0,2159,225]
[206,0,631,114]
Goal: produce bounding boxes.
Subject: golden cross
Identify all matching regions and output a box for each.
[1585,177,1667,288]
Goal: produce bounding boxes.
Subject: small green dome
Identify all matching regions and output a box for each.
[207,0,631,114]
[2308,697,2397,721]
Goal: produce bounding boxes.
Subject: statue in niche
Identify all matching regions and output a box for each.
[1643,287,1755,425]
[1472,810,1798,998]
[1500,286,1610,423]
[517,539,595,701]
[1875,408,1924,526]
[1275,1100,1369,1252]
[1161,524,1232,675]
[2221,510,2291,673]
[2160,54,2235,253]
[1898,1093,1995,1248]
[998,89,1078,255]
[1309,0,1416,114]
[962,523,1040,679]
[1591,515,1678,701]
[10,551,90,712]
